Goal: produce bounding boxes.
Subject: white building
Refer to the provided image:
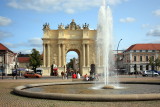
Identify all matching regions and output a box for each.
[0,43,16,75]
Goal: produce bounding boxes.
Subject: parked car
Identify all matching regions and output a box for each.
[24,72,42,78]
[154,70,160,75]
[142,70,159,77]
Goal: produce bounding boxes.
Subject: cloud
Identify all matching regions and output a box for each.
[146,26,160,36]
[19,48,42,54]
[0,16,12,26]
[0,31,13,40]
[7,0,128,13]
[153,9,160,16]
[20,49,32,54]
[151,40,160,43]
[108,0,128,5]
[119,17,135,23]
[28,37,42,47]
[141,24,150,29]
[3,42,17,48]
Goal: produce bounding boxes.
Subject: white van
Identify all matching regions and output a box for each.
[36,68,43,75]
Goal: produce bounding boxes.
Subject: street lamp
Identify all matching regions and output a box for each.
[15,52,20,79]
[116,39,122,75]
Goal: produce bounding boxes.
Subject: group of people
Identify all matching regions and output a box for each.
[61,71,81,79]
[84,73,99,81]
[61,71,99,81]
[72,73,81,79]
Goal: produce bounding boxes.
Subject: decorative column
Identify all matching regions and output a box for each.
[87,44,90,67]
[43,44,46,67]
[62,44,65,67]
[83,44,86,67]
[47,43,50,67]
[58,44,61,67]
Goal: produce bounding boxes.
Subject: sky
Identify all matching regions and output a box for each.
[0,0,160,61]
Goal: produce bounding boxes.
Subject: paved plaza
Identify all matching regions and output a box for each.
[0,75,160,107]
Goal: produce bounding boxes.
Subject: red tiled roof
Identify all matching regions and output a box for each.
[126,44,160,51]
[18,57,30,63]
[0,43,13,52]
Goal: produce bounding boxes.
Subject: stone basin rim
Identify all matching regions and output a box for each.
[13,81,160,101]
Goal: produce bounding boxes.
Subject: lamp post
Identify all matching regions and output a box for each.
[116,39,122,75]
[15,52,20,79]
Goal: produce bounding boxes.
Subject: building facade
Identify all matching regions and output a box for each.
[17,56,30,69]
[0,43,16,75]
[123,44,160,73]
[42,20,97,76]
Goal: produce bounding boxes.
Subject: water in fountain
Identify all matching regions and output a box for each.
[95,0,119,89]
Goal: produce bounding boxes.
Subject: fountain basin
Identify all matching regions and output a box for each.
[102,85,115,89]
[13,81,160,101]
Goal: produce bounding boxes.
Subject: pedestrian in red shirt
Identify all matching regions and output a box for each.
[72,73,77,79]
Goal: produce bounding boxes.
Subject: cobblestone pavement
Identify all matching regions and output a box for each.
[0,76,160,107]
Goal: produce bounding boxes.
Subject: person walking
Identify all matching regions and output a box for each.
[77,73,81,79]
[72,73,77,79]
[61,71,64,79]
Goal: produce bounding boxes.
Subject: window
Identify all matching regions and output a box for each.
[145,50,148,52]
[140,65,143,70]
[140,56,142,61]
[134,56,136,61]
[146,65,149,70]
[146,56,148,61]
[140,50,142,52]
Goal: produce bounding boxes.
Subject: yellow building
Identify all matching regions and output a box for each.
[42,20,97,76]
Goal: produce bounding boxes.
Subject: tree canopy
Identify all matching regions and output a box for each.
[148,57,160,70]
[29,49,42,72]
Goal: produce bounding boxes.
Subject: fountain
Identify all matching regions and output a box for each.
[13,0,160,101]
[96,0,118,89]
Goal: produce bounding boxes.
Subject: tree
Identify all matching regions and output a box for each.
[148,57,160,71]
[148,57,155,70]
[66,58,74,69]
[154,58,160,70]
[66,57,77,70]
[29,49,42,72]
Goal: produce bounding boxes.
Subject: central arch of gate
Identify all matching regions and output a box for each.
[42,20,96,76]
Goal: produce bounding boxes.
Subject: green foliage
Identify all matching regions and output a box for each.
[148,57,160,70]
[155,58,160,70]
[66,57,76,69]
[29,49,42,72]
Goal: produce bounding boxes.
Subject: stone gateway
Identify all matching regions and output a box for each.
[42,20,96,76]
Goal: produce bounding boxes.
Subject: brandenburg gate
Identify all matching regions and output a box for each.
[42,20,96,76]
